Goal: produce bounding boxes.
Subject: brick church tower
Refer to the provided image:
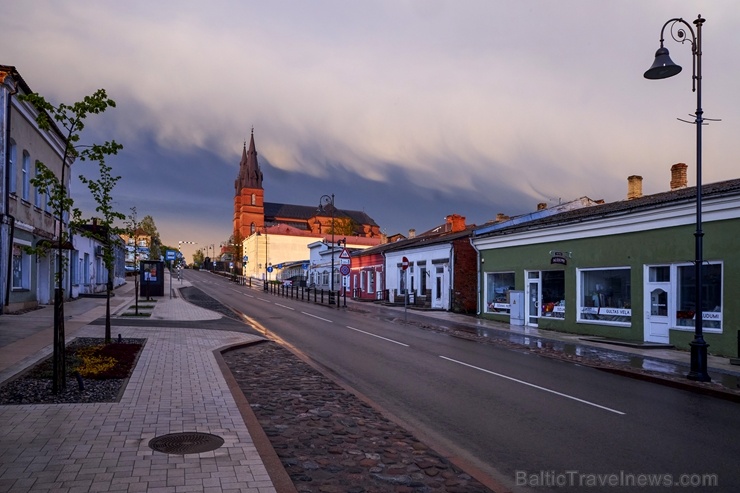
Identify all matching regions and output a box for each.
[233,130,264,239]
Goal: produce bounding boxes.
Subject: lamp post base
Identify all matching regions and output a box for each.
[687,338,712,382]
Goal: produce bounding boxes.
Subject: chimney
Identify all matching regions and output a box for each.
[445,214,467,233]
[495,213,510,222]
[627,175,643,200]
[408,228,416,239]
[670,163,688,190]
[537,202,547,211]
[380,233,388,244]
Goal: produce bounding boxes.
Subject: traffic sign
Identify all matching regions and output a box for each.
[339,248,350,259]
[401,256,409,270]
[166,250,176,261]
[340,264,350,276]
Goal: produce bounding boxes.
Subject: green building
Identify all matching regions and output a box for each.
[472,170,740,357]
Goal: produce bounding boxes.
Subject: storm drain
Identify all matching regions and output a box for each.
[148,432,224,455]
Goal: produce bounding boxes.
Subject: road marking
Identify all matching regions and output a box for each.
[439,356,625,415]
[345,326,409,347]
[275,303,295,311]
[301,312,334,323]
[243,293,254,298]
[256,297,272,303]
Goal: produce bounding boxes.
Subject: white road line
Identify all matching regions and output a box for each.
[275,303,295,311]
[345,326,409,347]
[439,356,625,416]
[301,312,334,323]
[243,293,254,298]
[256,297,272,303]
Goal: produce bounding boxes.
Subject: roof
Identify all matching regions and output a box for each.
[474,178,740,239]
[265,202,379,227]
[353,224,476,257]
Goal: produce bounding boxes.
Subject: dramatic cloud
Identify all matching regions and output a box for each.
[3,1,739,260]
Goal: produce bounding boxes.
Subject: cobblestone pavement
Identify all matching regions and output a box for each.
[223,342,495,493]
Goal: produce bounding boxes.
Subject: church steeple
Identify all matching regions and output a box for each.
[234,129,265,240]
[235,129,263,192]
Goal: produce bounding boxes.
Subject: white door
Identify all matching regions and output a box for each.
[644,266,671,343]
[525,271,540,327]
[432,266,446,309]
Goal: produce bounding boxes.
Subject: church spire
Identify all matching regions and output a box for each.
[235,128,263,192]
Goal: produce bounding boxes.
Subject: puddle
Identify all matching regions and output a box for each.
[471,325,740,393]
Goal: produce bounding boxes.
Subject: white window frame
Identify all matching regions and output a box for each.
[34,164,42,208]
[8,140,17,194]
[484,271,515,315]
[11,241,31,290]
[673,261,723,333]
[577,266,632,327]
[22,151,30,201]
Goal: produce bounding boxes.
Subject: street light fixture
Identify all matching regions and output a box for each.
[644,14,716,382]
[318,194,336,300]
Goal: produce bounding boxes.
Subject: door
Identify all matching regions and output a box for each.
[432,266,446,309]
[644,266,670,343]
[525,271,540,326]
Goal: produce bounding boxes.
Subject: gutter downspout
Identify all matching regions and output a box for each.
[470,235,482,316]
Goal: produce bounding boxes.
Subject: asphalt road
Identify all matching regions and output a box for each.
[185,270,740,493]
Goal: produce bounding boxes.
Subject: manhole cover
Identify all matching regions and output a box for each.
[148,432,224,455]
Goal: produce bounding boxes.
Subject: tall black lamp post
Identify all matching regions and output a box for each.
[318,194,336,298]
[644,14,712,382]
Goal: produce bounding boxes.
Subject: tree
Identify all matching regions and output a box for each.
[193,249,205,267]
[140,215,161,259]
[125,207,142,316]
[75,157,125,343]
[22,89,118,394]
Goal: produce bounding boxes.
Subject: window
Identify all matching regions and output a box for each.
[578,268,631,324]
[677,263,722,329]
[251,193,256,205]
[11,244,30,289]
[399,268,407,294]
[34,164,42,208]
[541,270,565,319]
[70,251,79,285]
[485,272,515,314]
[368,270,375,293]
[419,266,427,295]
[8,141,16,194]
[83,253,90,285]
[22,151,30,201]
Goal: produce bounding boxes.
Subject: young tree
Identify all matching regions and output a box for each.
[75,158,125,343]
[22,89,118,394]
[125,207,142,316]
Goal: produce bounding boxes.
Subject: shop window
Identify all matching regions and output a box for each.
[676,263,722,329]
[12,245,30,290]
[485,272,515,314]
[541,270,565,320]
[578,268,631,324]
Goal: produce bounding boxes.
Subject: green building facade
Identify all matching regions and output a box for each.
[473,179,740,357]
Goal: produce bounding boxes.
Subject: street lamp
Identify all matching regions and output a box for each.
[318,194,336,299]
[644,14,714,382]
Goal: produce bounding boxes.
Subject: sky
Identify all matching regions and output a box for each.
[3,1,740,262]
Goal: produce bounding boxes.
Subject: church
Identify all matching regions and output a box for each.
[234,131,382,282]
